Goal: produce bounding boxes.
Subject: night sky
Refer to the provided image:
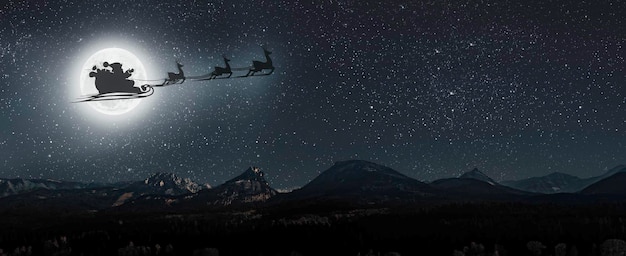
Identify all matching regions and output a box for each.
[0,0,624,189]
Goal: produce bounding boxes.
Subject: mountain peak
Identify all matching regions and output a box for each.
[295,160,434,200]
[459,168,497,185]
[225,166,267,184]
[141,172,204,194]
[144,172,178,185]
[545,172,578,179]
[214,166,277,205]
[326,160,412,180]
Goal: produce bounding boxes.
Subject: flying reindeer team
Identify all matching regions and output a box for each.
[88,47,274,95]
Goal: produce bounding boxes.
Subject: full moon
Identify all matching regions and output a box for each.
[79,48,148,115]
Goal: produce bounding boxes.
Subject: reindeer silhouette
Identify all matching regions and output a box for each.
[245,47,274,77]
[162,61,185,85]
[208,56,232,79]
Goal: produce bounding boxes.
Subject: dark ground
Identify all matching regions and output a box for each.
[1,201,626,256]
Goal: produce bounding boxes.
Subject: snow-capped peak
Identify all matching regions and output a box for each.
[226,167,267,184]
[212,166,277,205]
[142,172,204,194]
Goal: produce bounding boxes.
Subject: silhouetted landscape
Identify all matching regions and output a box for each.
[1,160,626,255]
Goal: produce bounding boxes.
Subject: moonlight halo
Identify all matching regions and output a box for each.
[79,48,148,116]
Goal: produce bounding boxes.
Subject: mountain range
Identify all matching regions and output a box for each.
[501,165,626,193]
[1,160,625,214]
[0,178,92,197]
[430,168,531,199]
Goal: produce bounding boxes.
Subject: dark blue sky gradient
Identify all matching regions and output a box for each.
[0,0,624,188]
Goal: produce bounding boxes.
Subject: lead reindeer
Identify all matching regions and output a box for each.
[208,56,232,79]
[162,61,185,85]
[245,47,274,77]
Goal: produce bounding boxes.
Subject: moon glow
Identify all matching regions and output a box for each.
[79,48,148,115]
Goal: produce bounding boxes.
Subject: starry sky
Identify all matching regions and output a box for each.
[0,0,624,188]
